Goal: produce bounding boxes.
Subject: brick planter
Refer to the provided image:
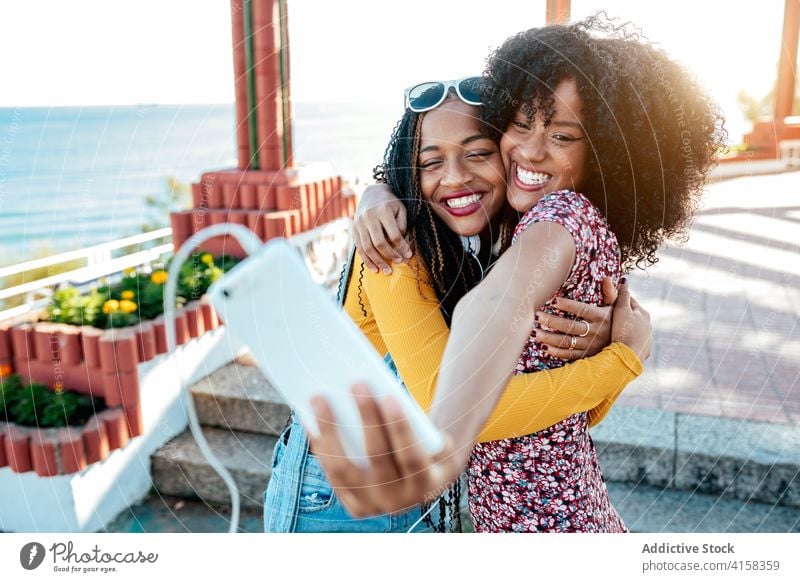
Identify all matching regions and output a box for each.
[1,299,216,471]
[170,166,358,259]
[0,194,353,532]
[0,301,245,532]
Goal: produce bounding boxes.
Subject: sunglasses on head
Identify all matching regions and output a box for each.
[403,77,484,113]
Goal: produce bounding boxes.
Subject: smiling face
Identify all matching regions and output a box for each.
[500,78,590,213]
[417,99,507,237]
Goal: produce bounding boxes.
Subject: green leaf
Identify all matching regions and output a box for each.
[0,374,23,419]
[45,255,239,330]
[2,375,103,428]
[40,391,83,428]
[10,383,49,426]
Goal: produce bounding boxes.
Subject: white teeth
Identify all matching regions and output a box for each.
[445,194,482,209]
[516,164,550,186]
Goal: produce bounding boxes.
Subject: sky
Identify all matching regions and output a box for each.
[0,0,790,139]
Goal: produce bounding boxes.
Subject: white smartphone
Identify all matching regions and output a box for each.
[207,238,445,466]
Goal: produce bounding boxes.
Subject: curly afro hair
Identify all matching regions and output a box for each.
[481,14,728,270]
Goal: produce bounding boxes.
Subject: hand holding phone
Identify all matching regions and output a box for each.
[207,239,444,466]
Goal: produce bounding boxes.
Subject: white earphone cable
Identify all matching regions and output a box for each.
[163,223,263,534]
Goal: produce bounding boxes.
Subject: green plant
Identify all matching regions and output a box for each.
[0,374,103,428]
[47,287,108,327]
[45,254,238,330]
[9,382,49,426]
[724,143,759,157]
[40,391,98,427]
[1,246,85,312]
[176,253,230,303]
[737,81,800,123]
[0,373,23,417]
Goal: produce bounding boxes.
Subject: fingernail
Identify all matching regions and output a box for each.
[534,313,540,321]
[403,250,412,259]
[393,256,404,264]
[370,266,379,274]
[620,277,627,285]
[541,345,548,352]
[552,298,559,306]
[382,267,392,275]
[532,330,538,338]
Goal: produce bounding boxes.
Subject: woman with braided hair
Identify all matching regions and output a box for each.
[307,15,725,532]
[263,71,651,533]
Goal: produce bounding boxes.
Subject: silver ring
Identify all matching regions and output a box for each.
[578,320,590,338]
[569,335,577,350]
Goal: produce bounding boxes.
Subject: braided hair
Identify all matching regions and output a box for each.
[366,98,518,531]
[374,105,481,324]
[371,106,470,531]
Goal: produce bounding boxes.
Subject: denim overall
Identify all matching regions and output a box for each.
[262,248,426,532]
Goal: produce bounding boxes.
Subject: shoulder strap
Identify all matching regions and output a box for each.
[335,244,358,308]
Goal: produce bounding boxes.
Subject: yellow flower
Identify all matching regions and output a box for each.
[150,270,168,285]
[121,290,135,300]
[123,267,137,277]
[201,253,214,266]
[102,299,120,314]
[119,299,138,314]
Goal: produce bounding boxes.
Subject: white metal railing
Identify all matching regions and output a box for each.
[779,139,800,167]
[0,228,173,322]
[0,219,353,323]
[289,218,352,290]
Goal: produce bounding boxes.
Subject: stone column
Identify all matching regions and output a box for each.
[546,0,570,24]
[171,0,356,259]
[775,0,800,120]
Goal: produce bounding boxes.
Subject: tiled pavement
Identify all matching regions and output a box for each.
[621,170,800,426]
[104,493,264,534]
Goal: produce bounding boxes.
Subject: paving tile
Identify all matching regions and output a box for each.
[607,481,800,533]
[618,172,800,428]
[104,493,263,533]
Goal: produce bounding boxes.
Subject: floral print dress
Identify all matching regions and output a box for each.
[467,190,627,533]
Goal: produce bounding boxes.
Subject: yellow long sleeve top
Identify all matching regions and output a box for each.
[342,253,642,443]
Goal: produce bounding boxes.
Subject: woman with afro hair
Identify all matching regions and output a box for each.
[264,31,655,532]
[309,15,726,532]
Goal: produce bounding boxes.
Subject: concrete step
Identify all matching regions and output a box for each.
[150,426,277,509]
[593,406,800,509]
[607,481,800,533]
[189,354,291,436]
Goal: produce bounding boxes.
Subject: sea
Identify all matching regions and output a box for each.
[0,102,402,266]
